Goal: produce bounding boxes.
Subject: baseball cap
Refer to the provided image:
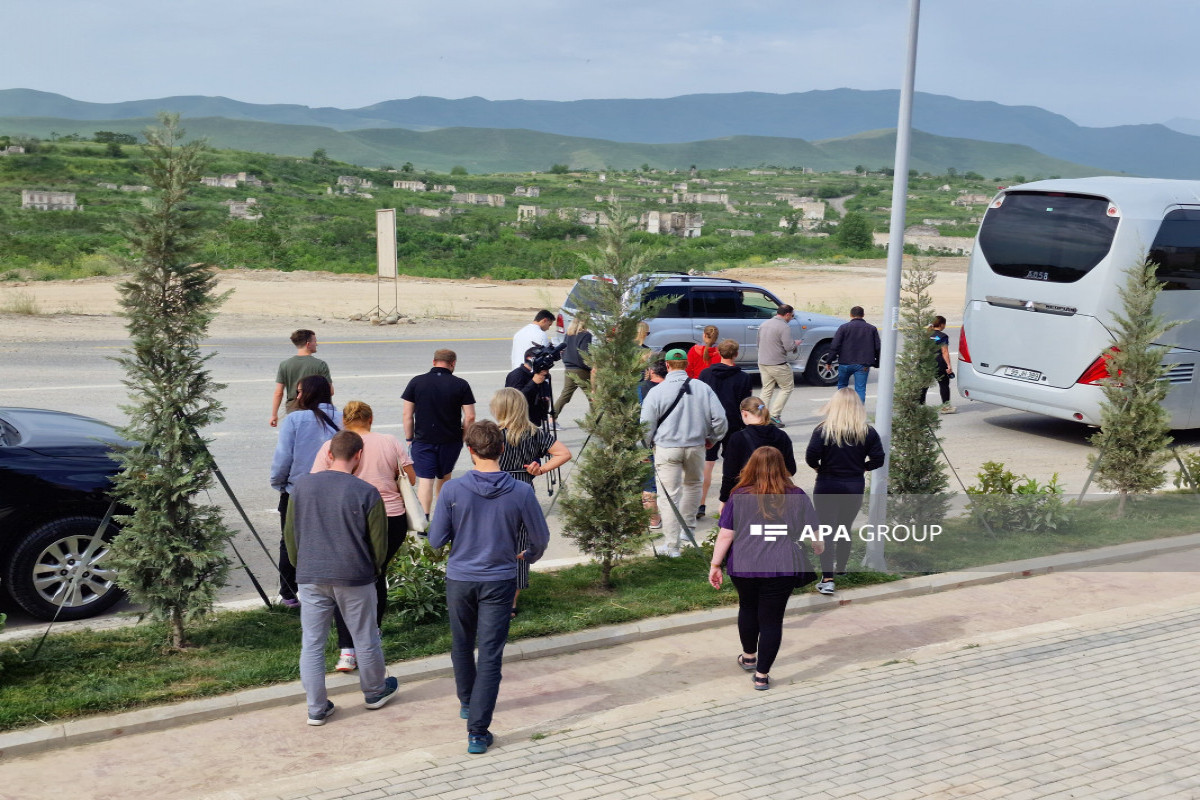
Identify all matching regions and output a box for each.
[664,348,688,361]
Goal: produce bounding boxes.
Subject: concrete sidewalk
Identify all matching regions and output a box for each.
[2,539,1199,799]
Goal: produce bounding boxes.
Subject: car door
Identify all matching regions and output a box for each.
[689,288,743,362]
[643,285,693,351]
[735,288,782,366]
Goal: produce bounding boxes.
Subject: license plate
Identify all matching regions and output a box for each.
[1003,366,1042,382]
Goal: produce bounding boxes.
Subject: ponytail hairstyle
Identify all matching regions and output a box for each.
[740,396,770,425]
[296,374,338,434]
[928,314,947,332]
[341,400,373,430]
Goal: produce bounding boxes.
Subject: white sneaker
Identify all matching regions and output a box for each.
[335,652,357,672]
[816,580,836,595]
[939,404,957,414]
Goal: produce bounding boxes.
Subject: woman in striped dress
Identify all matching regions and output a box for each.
[490,387,572,617]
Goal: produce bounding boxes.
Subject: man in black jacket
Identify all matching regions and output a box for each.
[505,347,553,427]
[829,306,881,403]
[697,339,753,518]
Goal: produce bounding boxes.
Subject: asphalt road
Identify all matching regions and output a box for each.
[4,320,1197,631]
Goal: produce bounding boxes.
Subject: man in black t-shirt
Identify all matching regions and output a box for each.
[505,347,553,427]
[402,349,477,514]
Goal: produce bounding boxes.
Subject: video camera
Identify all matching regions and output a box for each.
[527,341,567,373]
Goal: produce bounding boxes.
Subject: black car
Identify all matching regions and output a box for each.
[0,407,131,621]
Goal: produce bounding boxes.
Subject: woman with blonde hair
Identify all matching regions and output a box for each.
[805,388,885,596]
[311,400,416,672]
[490,387,572,616]
[710,446,822,690]
[686,325,721,379]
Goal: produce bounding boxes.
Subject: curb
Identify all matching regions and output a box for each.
[3,532,1199,759]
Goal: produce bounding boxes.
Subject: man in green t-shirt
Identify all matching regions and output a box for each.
[270,329,332,427]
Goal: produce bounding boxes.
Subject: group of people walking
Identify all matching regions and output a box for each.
[269,299,955,745]
[269,329,564,753]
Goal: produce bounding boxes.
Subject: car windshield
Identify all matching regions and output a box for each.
[978,191,1118,283]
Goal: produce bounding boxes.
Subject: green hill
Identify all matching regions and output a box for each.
[0,115,1106,177]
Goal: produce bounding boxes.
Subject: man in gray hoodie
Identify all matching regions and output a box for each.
[640,349,729,557]
[429,420,551,755]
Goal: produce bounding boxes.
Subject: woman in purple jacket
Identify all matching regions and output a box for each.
[709,447,822,691]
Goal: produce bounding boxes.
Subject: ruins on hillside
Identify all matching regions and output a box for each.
[21,189,78,211]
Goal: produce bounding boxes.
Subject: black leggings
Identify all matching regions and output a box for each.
[277,492,297,601]
[813,480,865,579]
[730,575,798,674]
[335,514,409,649]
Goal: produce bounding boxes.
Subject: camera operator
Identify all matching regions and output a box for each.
[505,345,556,427]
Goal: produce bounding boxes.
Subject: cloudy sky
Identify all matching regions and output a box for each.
[4,0,1197,128]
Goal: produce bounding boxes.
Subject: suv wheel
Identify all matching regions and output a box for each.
[805,342,839,386]
[4,516,124,621]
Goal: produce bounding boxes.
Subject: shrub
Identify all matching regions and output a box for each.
[967,461,1073,533]
[1171,448,1200,491]
[385,537,448,625]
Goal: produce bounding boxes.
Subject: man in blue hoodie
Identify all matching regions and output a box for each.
[429,420,551,755]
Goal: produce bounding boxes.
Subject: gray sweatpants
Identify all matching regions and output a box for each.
[298,583,386,717]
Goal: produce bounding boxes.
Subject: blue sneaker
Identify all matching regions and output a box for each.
[365,676,399,710]
[307,700,335,726]
[460,704,470,720]
[467,732,494,754]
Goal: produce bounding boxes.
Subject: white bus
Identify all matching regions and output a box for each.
[956,177,1200,429]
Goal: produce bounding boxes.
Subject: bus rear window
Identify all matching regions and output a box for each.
[978,192,1118,283]
[1150,208,1200,291]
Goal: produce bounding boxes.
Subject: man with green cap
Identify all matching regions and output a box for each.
[640,348,728,557]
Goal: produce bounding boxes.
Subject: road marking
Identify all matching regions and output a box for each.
[93,336,511,350]
[0,370,513,393]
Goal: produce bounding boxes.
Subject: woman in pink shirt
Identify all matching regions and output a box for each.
[313,400,416,673]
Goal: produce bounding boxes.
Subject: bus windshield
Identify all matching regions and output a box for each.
[978,192,1119,283]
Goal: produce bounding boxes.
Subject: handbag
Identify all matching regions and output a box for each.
[397,475,428,533]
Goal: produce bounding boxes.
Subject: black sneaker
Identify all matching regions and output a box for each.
[307,700,335,726]
[696,504,707,520]
[365,676,399,709]
[467,732,495,754]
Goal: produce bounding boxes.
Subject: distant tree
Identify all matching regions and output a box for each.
[641,163,651,172]
[549,163,570,174]
[855,164,865,174]
[837,211,874,251]
[946,167,958,179]
[964,171,984,181]
[1089,257,1177,516]
[450,165,468,175]
[106,142,126,159]
[109,113,233,649]
[1011,175,1027,184]
[560,202,664,588]
[400,161,415,173]
[95,131,137,145]
[311,148,329,164]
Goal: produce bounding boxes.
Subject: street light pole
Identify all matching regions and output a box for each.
[864,0,921,571]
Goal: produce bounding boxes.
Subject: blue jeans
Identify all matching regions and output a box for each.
[447,578,517,736]
[837,363,870,403]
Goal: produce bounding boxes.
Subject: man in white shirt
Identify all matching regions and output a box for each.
[510,310,555,368]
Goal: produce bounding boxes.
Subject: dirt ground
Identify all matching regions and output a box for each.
[0,256,969,341]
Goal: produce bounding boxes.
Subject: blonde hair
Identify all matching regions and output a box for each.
[635,321,650,345]
[568,317,587,336]
[702,325,719,344]
[342,400,373,430]
[818,388,869,446]
[740,396,770,425]
[490,387,538,445]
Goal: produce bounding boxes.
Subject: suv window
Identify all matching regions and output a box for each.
[738,289,780,319]
[691,289,739,317]
[645,285,688,318]
[978,191,1118,283]
[1150,208,1200,291]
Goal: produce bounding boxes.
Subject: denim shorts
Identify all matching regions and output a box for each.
[411,440,464,479]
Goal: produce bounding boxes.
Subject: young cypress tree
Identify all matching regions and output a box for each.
[559,204,663,588]
[888,257,950,522]
[109,114,233,648]
[1089,257,1175,516]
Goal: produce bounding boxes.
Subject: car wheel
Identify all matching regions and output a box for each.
[805,341,839,386]
[4,516,124,621]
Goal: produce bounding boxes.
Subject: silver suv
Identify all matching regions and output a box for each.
[556,273,842,385]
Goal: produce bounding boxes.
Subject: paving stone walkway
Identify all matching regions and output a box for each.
[262,604,1200,800]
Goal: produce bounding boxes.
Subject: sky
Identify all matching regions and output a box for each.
[4,0,1198,128]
